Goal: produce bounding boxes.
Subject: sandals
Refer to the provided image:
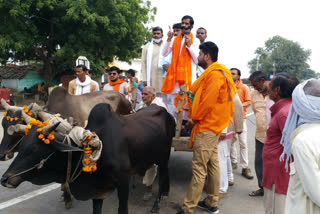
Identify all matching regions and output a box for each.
[249,189,264,197]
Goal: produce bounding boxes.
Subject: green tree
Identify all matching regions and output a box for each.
[248,35,317,80]
[0,0,155,83]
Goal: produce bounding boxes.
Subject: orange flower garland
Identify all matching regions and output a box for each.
[36,123,54,145]
[82,133,98,173]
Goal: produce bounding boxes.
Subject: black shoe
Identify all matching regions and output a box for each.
[197,200,219,213]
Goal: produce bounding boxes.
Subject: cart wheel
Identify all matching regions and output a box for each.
[9,99,16,106]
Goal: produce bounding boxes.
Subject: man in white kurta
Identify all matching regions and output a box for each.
[161,15,200,117]
[218,94,243,195]
[68,65,97,95]
[137,86,168,200]
[278,79,320,214]
[141,27,164,93]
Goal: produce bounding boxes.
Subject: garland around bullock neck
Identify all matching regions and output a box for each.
[81,132,98,173]
[19,104,98,173]
[3,105,32,123]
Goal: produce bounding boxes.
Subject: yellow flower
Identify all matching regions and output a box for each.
[43,121,49,126]
[3,112,7,116]
[27,124,32,129]
[37,128,43,132]
[30,118,36,125]
[6,116,10,120]
[38,134,44,139]
[14,117,18,121]
[44,139,50,144]
[10,118,13,122]
[24,108,28,113]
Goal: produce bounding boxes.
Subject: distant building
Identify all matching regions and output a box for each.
[0,66,45,91]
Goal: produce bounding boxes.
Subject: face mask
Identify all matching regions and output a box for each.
[152,38,162,43]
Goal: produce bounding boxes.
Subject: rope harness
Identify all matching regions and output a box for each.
[5,135,83,189]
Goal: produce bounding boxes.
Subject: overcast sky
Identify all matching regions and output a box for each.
[149,0,320,78]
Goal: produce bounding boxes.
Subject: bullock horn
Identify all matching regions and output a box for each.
[37,111,53,122]
[31,103,43,112]
[42,121,61,136]
[1,98,10,111]
[22,111,33,125]
[7,124,27,136]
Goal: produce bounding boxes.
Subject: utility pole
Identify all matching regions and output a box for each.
[273,63,275,75]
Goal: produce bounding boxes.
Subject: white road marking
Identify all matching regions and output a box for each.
[246,112,254,117]
[0,183,60,210]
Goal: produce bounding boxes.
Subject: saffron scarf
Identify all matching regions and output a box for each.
[189,61,237,148]
[161,32,193,94]
[108,78,126,92]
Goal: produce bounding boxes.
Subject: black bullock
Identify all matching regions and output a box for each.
[1,103,175,214]
[0,88,132,160]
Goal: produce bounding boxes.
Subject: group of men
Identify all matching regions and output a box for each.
[65,14,320,214]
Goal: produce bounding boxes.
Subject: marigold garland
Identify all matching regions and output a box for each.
[81,133,98,173]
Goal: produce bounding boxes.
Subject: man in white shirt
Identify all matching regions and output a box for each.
[68,65,97,95]
[141,27,165,94]
[103,66,129,95]
[279,79,320,214]
[195,27,207,78]
[137,86,168,201]
[161,15,200,117]
[138,86,167,111]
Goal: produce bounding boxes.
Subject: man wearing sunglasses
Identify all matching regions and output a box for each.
[103,66,129,95]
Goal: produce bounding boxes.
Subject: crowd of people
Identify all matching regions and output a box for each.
[65,14,320,214]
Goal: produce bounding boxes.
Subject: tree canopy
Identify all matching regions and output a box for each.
[248,35,319,80]
[0,0,155,83]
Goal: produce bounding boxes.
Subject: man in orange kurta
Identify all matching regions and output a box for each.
[230,68,254,180]
[177,42,236,214]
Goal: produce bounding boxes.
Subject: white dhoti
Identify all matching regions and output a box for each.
[218,139,231,193]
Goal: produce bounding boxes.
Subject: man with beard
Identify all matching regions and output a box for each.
[177,42,237,214]
[248,71,274,197]
[141,27,164,94]
[161,15,200,117]
[68,64,98,95]
[103,66,129,95]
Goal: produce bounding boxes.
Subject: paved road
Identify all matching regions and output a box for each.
[0,110,264,214]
